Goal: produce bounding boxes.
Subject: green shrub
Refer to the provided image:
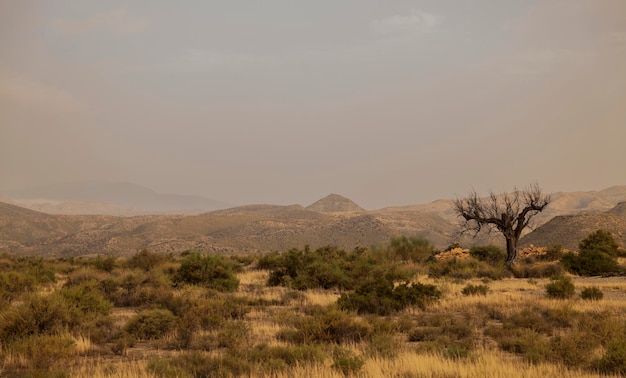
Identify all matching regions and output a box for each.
[332,347,364,375]
[127,249,165,271]
[367,333,399,358]
[5,334,75,370]
[125,308,177,340]
[512,261,564,278]
[538,244,565,261]
[217,320,251,350]
[461,284,489,296]
[337,279,441,315]
[247,344,325,369]
[277,305,371,345]
[595,333,626,375]
[0,294,73,341]
[545,276,575,299]
[175,252,240,291]
[148,352,251,378]
[409,314,475,355]
[580,286,604,301]
[93,255,117,272]
[388,236,438,262]
[59,280,113,318]
[264,245,415,291]
[562,230,624,276]
[428,257,506,280]
[469,245,507,264]
[0,271,36,301]
[579,230,620,257]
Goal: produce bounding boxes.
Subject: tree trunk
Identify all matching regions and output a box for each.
[505,237,518,267]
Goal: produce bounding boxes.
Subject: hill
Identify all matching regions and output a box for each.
[2,185,626,257]
[306,194,365,213]
[521,202,626,250]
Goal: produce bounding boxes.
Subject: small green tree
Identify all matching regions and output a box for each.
[561,230,624,276]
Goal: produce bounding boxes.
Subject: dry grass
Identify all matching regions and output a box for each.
[5,253,626,378]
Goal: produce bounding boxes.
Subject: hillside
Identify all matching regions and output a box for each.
[306,194,365,213]
[2,186,626,257]
[521,201,626,250]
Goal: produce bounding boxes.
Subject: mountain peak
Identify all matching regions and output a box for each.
[306,194,365,213]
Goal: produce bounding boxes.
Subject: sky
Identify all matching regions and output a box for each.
[1,1,625,209]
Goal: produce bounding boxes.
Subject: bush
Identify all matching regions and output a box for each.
[247,344,325,370]
[469,245,507,265]
[127,249,166,271]
[579,230,620,257]
[217,320,251,350]
[562,230,624,276]
[148,352,251,378]
[59,280,113,318]
[538,244,565,261]
[337,279,441,315]
[596,334,626,375]
[175,252,240,291]
[461,284,489,296]
[4,334,76,371]
[277,305,371,345]
[0,294,74,341]
[561,250,623,277]
[580,286,604,301]
[125,308,177,340]
[545,276,575,299]
[332,347,364,375]
[512,261,564,278]
[388,236,438,262]
[428,258,506,280]
[93,255,117,272]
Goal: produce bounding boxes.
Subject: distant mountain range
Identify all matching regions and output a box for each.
[2,181,231,215]
[1,185,625,257]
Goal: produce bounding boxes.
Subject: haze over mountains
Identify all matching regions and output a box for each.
[1,184,625,257]
[2,181,231,215]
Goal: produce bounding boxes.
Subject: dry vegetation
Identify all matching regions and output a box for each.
[2,233,626,377]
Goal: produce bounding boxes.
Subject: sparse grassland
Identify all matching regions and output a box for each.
[1,235,626,377]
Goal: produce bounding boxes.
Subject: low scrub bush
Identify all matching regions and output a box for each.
[0,293,74,341]
[174,252,241,291]
[126,249,166,271]
[546,276,575,299]
[217,320,251,350]
[410,314,475,355]
[538,244,565,262]
[125,308,177,340]
[247,344,325,370]
[4,334,76,371]
[469,245,506,264]
[337,279,441,315]
[461,283,489,296]
[387,236,438,262]
[428,257,506,280]
[580,286,604,301]
[148,352,251,378]
[595,332,626,375]
[332,347,364,375]
[264,245,414,291]
[277,305,371,344]
[512,261,564,278]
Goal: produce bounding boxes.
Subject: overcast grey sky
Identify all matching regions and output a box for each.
[1,1,625,209]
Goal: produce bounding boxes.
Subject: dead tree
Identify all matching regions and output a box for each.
[453,183,550,266]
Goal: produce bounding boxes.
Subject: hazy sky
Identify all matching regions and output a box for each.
[2,1,625,209]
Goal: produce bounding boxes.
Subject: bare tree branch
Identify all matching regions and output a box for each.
[453,183,551,266]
